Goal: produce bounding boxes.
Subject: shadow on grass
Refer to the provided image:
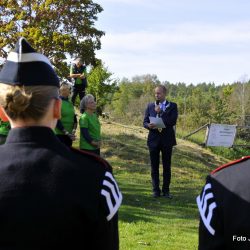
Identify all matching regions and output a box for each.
[102,132,224,176]
[174,144,225,169]
[119,181,200,224]
[101,131,226,224]
[102,133,150,173]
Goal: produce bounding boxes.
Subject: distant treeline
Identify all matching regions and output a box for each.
[85,71,250,158]
[103,74,250,132]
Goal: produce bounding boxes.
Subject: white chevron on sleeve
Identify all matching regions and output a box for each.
[101,172,122,221]
[197,183,217,235]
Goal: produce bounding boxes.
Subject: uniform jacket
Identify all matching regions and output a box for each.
[143,101,178,148]
[197,156,250,250]
[0,127,122,249]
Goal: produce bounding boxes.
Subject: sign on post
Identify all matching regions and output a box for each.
[205,123,237,147]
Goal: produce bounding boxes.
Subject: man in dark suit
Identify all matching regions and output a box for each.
[143,85,178,198]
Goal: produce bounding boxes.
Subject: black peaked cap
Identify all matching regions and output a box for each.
[0,37,59,87]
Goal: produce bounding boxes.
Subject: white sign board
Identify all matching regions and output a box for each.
[206,123,237,147]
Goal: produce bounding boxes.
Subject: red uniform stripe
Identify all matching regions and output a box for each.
[211,156,250,174]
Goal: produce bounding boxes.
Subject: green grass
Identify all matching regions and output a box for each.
[74,112,248,248]
[96,121,228,250]
[73,120,229,249]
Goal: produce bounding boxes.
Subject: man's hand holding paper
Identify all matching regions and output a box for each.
[149,116,166,129]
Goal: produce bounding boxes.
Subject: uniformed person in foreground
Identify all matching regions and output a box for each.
[197,156,250,250]
[0,37,122,249]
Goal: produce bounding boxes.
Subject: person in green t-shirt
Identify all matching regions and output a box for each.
[0,118,10,145]
[55,84,77,147]
[79,94,101,155]
[0,107,10,145]
[69,58,87,106]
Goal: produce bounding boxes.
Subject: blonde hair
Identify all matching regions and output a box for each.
[0,84,59,121]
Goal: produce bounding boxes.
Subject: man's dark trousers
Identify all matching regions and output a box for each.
[149,144,173,194]
[71,84,85,105]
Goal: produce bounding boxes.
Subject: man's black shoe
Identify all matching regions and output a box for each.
[152,192,160,198]
[162,193,173,199]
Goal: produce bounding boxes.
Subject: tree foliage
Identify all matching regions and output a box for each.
[0,0,104,77]
[87,61,117,114]
[108,76,250,132]
[107,74,160,124]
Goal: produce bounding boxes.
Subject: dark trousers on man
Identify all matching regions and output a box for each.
[71,85,85,105]
[149,146,173,195]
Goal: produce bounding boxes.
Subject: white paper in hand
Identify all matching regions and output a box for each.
[149,117,166,128]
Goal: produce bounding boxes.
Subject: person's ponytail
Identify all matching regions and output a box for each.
[0,85,59,121]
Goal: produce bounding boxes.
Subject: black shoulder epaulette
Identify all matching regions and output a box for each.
[211,156,250,174]
[70,147,113,172]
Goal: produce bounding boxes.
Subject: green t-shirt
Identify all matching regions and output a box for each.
[79,112,101,150]
[55,98,75,135]
[0,119,10,136]
[70,64,87,85]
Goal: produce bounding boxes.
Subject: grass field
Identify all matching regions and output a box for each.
[74,120,228,249]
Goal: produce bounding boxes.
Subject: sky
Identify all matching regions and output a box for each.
[95,0,250,85]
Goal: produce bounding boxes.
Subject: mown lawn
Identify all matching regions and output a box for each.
[74,120,228,250]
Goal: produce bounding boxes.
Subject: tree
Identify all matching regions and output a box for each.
[234,75,250,126]
[109,75,159,124]
[87,61,117,114]
[0,0,104,77]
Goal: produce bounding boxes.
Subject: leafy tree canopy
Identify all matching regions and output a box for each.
[0,0,104,77]
[87,60,118,114]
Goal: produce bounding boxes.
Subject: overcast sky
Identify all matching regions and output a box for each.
[95,0,250,85]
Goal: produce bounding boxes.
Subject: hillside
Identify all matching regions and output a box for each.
[102,121,227,250]
[74,120,228,250]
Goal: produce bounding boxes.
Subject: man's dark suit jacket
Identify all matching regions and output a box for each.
[143,101,178,148]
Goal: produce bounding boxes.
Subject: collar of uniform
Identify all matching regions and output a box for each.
[5,126,60,147]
